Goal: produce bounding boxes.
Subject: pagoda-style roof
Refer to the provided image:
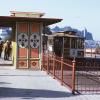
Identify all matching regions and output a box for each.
[0,16,62,27]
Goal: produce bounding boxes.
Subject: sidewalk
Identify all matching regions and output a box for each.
[0,66,100,100]
[0,58,12,65]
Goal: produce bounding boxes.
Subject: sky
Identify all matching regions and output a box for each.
[0,0,100,40]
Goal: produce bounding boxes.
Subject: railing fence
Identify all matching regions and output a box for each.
[42,52,100,94]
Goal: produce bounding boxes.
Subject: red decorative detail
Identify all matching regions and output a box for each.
[19,61,25,66]
[32,62,36,66]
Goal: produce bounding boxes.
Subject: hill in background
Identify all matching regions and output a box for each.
[51,26,93,40]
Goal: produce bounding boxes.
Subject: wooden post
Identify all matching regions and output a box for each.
[53,53,55,79]
[72,58,76,94]
[41,53,43,71]
[41,52,45,71]
[61,57,63,85]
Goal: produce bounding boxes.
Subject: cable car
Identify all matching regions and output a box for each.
[53,31,84,58]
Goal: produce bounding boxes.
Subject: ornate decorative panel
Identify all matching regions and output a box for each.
[30,33,40,48]
[18,33,28,48]
[18,60,27,68]
[17,22,41,69]
[30,60,39,69]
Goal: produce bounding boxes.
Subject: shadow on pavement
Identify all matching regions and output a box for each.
[0,87,73,98]
[0,82,11,85]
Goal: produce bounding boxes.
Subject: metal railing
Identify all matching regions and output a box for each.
[42,52,76,94]
[42,52,100,94]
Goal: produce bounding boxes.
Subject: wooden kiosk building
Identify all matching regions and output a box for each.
[0,11,62,69]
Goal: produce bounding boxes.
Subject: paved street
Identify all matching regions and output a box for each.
[0,66,100,100]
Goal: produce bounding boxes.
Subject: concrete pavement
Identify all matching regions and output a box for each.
[0,58,12,65]
[0,66,100,100]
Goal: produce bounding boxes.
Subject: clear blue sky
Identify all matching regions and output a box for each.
[0,0,100,40]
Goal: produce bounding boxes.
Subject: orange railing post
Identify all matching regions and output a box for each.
[47,52,49,74]
[53,53,55,79]
[72,58,76,94]
[61,57,63,85]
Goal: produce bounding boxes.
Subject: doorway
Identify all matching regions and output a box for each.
[0,27,13,66]
[16,22,42,69]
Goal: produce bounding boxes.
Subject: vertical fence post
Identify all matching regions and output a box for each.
[53,53,55,79]
[61,57,63,85]
[47,51,49,74]
[72,58,76,94]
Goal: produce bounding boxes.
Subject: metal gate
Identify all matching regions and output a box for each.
[16,22,41,69]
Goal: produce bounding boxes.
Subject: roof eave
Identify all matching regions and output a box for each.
[0,16,63,26]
